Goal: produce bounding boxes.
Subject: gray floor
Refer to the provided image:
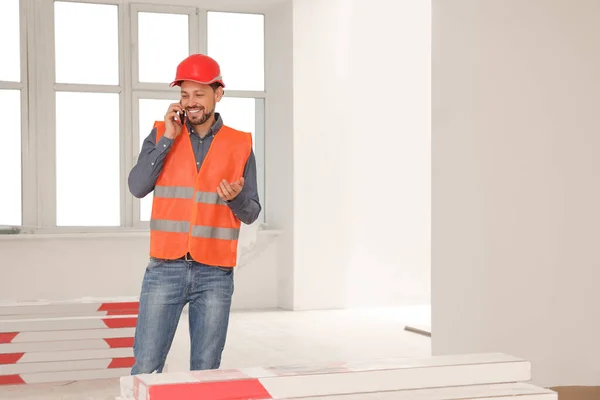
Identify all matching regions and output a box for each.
[0,306,431,399]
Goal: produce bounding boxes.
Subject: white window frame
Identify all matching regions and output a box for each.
[12,0,267,234]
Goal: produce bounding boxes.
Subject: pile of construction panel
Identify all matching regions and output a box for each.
[117,353,557,399]
[0,297,138,385]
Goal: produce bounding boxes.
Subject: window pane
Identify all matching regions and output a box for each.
[0,0,20,81]
[138,98,177,222]
[56,92,120,226]
[138,12,189,83]
[217,97,256,150]
[54,2,119,85]
[207,12,264,91]
[0,90,22,226]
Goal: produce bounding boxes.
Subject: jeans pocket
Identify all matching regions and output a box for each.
[147,257,164,269]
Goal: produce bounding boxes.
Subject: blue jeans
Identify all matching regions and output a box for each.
[131,257,234,374]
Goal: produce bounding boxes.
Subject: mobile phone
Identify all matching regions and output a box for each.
[178,109,186,123]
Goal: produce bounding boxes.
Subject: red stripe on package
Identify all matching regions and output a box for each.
[104,337,135,348]
[152,379,272,400]
[0,332,18,344]
[0,374,25,385]
[0,352,24,364]
[98,302,139,316]
[108,357,136,369]
[102,317,137,329]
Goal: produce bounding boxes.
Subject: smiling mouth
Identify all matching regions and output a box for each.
[187,108,202,115]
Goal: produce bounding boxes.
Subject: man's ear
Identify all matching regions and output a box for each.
[215,86,224,102]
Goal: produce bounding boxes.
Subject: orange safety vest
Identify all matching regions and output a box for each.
[149,121,252,267]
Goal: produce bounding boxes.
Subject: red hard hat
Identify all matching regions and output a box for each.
[169,54,225,88]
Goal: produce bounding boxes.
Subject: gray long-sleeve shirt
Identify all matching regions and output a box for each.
[128,113,261,225]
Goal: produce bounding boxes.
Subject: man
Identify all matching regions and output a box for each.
[128,53,261,374]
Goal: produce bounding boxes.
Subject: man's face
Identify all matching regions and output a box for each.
[180,80,222,126]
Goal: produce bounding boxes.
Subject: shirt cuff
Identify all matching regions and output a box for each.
[156,135,173,153]
[227,190,248,211]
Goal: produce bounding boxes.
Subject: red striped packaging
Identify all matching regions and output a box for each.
[126,383,556,400]
[0,347,133,366]
[1,356,135,374]
[0,337,134,353]
[0,297,139,317]
[0,367,131,386]
[0,297,138,386]
[0,327,135,344]
[0,315,138,333]
[131,353,532,400]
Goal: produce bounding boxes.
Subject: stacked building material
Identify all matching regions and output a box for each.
[0,297,138,385]
[117,353,557,400]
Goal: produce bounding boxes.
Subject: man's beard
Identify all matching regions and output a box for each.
[188,107,213,125]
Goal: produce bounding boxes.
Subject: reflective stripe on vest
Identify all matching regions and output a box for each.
[195,191,227,205]
[192,226,239,240]
[154,185,194,199]
[150,219,239,240]
[154,185,227,205]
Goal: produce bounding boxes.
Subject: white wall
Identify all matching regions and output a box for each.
[432,0,600,387]
[292,0,431,309]
[0,228,280,310]
[265,0,295,310]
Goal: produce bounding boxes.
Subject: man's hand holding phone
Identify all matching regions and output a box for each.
[164,103,185,140]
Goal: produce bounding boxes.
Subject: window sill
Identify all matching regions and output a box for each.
[0,227,282,241]
[0,230,151,241]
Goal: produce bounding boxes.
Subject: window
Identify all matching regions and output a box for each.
[0,0,21,82]
[137,12,189,84]
[54,2,119,85]
[3,1,267,233]
[54,2,121,227]
[207,12,265,91]
[217,98,257,143]
[0,0,23,227]
[0,90,22,227]
[131,4,198,91]
[56,92,121,226]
